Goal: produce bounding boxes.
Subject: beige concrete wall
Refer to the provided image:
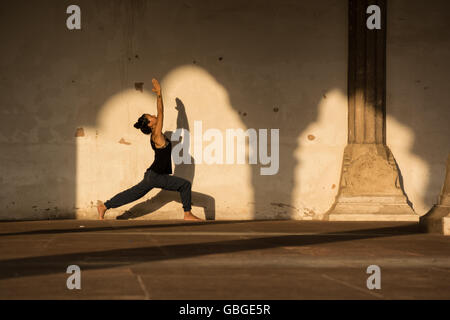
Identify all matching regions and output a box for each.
[0,0,447,221]
[0,0,348,220]
[387,0,450,215]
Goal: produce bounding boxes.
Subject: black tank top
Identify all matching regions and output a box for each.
[149,135,172,174]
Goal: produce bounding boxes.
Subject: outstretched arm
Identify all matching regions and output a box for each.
[151,78,165,146]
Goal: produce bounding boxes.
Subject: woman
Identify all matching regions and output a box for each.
[97,78,202,221]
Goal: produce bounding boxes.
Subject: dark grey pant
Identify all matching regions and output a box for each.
[104,169,192,212]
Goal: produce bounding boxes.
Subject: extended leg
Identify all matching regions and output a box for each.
[98,178,153,220]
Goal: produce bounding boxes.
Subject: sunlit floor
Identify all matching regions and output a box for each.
[0,219,449,300]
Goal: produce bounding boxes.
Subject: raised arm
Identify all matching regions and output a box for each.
[151,78,165,146]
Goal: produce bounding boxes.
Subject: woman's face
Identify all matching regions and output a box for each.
[145,114,157,127]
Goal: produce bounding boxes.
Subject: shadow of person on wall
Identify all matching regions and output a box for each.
[116,98,216,220]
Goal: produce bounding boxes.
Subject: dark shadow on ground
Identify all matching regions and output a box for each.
[0,224,423,280]
[117,98,215,220]
[0,219,276,237]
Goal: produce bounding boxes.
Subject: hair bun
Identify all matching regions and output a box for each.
[133,114,151,135]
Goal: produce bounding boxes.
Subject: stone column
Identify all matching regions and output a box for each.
[327,0,418,221]
[421,155,450,234]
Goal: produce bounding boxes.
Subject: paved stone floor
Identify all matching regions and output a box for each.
[0,219,449,300]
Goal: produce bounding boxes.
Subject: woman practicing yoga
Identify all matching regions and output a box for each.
[97,78,202,221]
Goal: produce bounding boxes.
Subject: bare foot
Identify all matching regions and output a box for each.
[97,200,107,220]
[184,211,203,221]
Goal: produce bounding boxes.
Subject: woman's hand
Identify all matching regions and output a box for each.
[152,78,161,95]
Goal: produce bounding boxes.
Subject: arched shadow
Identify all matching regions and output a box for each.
[385,0,450,213]
[116,98,216,220]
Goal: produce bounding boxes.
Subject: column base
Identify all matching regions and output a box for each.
[326,144,419,222]
[327,195,419,222]
[420,205,450,235]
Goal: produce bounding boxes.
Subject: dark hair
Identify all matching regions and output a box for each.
[134,114,152,135]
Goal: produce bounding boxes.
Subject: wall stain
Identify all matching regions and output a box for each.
[271,202,297,210]
[135,82,144,92]
[119,138,132,145]
[75,128,85,137]
[302,208,316,217]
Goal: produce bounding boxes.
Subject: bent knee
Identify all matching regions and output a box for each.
[182,180,191,189]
